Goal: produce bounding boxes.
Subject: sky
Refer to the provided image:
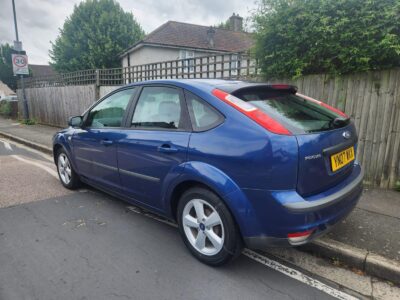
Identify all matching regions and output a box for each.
[0,0,257,65]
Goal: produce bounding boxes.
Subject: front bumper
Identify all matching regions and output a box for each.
[243,164,363,249]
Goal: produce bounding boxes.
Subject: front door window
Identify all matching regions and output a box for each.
[86,89,134,128]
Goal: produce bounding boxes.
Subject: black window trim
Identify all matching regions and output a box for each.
[125,84,192,132]
[184,89,225,132]
[81,86,138,130]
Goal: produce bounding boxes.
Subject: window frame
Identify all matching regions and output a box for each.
[184,90,225,132]
[81,87,138,129]
[179,50,195,73]
[126,84,192,132]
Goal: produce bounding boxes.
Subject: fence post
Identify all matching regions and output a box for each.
[95,69,100,100]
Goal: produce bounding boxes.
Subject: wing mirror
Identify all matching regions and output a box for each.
[68,116,83,128]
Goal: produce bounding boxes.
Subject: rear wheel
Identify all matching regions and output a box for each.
[177,187,242,266]
[56,149,80,189]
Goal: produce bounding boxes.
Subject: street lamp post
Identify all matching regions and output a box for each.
[11,0,29,120]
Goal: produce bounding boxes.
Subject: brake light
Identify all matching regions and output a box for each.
[270,84,296,91]
[212,89,292,135]
[297,93,348,118]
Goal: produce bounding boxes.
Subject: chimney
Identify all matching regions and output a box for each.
[229,13,243,31]
[207,27,216,48]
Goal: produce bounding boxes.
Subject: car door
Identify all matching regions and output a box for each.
[117,85,191,210]
[72,88,136,191]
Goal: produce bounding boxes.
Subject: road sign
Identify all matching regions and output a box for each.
[12,54,29,75]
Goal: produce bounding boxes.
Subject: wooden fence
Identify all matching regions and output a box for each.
[272,70,400,188]
[16,56,400,188]
[21,53,258,88]
[17,85,96,127]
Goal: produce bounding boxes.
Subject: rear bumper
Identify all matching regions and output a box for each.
[242,163,363,249]
[282,167,364,212]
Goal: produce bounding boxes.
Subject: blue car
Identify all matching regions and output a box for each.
[53,79,363,266]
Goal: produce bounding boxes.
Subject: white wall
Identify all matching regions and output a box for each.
[121,45,222,68]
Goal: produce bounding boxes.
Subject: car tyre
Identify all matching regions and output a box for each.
[56,148,80,190]
[177,186,243,266]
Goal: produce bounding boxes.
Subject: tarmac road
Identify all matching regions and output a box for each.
[0,138,359,300]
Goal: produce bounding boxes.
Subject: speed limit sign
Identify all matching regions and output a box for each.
[12,54,29,75]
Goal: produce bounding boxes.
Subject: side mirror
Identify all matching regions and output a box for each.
[68,116,83,128]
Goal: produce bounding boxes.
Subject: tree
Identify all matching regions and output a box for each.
[50,0,145,72]
[252,0,400,78]
[216,20,230,30]
[0,43,17,91]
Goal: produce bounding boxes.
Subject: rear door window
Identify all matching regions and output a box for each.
[234,89,349,134]
[131,86,188,130]
[185,91,224,132]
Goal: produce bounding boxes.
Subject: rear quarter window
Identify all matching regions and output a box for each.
[185,91,224,132]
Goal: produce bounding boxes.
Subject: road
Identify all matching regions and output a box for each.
[0,138,359,300]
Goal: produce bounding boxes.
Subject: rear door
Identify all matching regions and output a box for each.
[117,85,191,210]
[232,87,356,196]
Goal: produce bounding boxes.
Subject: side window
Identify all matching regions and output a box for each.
[185,91,224,131]
[132,86,185,130]
[86,89,134,128]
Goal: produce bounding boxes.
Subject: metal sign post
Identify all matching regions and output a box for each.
[11,0,29,119]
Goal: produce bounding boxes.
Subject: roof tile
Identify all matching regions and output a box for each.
[137,21,254,53]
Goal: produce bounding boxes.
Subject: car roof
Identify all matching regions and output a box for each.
[125,79,296,94]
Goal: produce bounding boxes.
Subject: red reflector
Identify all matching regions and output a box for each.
[212,89,292,135]
[297,93,348,118]
[287,229,314,238]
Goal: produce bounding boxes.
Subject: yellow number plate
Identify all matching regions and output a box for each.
[330,146,355,172]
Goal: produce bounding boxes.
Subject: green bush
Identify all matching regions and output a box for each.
[19,118,37,125]
[395,180,400,192]
[252,0,400,78]
[0,101,12,116]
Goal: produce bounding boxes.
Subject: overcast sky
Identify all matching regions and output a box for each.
[0,0,257,65]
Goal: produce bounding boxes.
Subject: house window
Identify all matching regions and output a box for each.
[230,54,238,75]
[179,50,195,73]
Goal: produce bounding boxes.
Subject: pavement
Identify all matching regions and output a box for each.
[0,116,400,288]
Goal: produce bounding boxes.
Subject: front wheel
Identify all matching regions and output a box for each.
[56,149,80,189]
[177,187,242,266]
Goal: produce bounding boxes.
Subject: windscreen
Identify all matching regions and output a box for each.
[234,89,349,134]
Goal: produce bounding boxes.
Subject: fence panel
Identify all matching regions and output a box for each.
[17,85,96,127]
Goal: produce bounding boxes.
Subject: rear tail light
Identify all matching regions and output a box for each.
[287,229,315,245]
[212,89,292,135]
[297,93,348,118]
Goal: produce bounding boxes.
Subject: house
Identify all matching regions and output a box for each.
[120,14,254,69]
[0,80,16,100]
[29,64,57,78]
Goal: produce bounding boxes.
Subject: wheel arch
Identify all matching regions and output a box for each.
[164,161,258,237]
[52,133,76,170]
[53,143,63,163]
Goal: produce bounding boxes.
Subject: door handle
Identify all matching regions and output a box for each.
[157,144,178,153]
[100,139,114,146]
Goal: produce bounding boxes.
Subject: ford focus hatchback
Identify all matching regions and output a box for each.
[53,80,363,266]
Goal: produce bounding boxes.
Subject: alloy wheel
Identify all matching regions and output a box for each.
[182,198,225,256]
[58,153,72,185]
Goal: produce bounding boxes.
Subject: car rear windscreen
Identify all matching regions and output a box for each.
[233,88,349,134]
